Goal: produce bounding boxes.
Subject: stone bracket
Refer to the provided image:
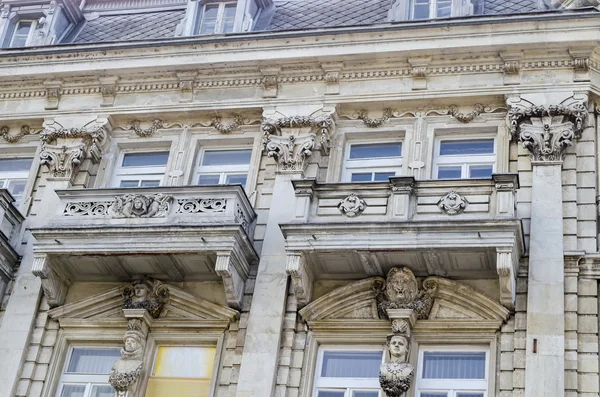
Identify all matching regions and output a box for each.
[499,51,522,85]
[99,76,119,107]
[321,62,344,95]
[408,56,431,90]
[32,253,69,307]
[44,80,62,110]
[286,253,313,307]
[569,48,592,82]
[215,251,248,310]
[496,248,516,310]
[177,71,197,102]
[260,66,281,98]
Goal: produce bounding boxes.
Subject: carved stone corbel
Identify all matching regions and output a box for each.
[408,56,431,90]
[260,66,281,98]
[508,101,588,163]
[569,48,592,82]
[286,253,313,307]
[177,71,197,102]
[496,248,516,310]
[500,51,522,85]
[44,80,62,110]
[99,76,119,107]
[32,253,69,307]
[40,119,109,180]
[215,252,247,310]
[321,62,344,95]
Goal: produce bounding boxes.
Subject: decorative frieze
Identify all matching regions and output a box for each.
[437,191,468,215]
[337,193,367,217]
[175,198,227,213]
[508,103,588,162]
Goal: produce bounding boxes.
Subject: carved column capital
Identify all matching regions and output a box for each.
[508,103,587,163]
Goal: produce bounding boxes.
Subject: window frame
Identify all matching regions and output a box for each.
[313,345,385,397]
[193,146,253,188]
[0,157,34,203]
[415,345,490,397]
[409,0,456,20]
[342,140,404,183]
[432,136,497,180]
[196,1,237,35]
[111,149,171,188]
[8,18,37,48]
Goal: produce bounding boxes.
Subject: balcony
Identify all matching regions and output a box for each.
[31,185,258,310]
[280,174,524,309]
[0,189,24,298]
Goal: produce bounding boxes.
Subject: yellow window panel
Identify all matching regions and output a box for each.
[153,346,216,378]
[145,377,211,397]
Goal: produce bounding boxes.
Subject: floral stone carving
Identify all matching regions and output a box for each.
[109,319,147,396]
[437,190,468,215]
[122,278,169,319]
[375,267,437,320]
[337,193,367,217]
[111,193,173,218]
[379,332,414,397]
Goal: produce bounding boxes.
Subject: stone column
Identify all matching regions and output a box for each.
[235,114,333,397]
[508,102,587,397]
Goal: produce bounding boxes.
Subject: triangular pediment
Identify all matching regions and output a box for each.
[299,276,509,324]
[48,284,239,327]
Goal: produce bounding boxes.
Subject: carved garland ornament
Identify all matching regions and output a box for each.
[129,119,164,137]
[508,104,587,162]
[437,190,468,215]
[448,103,485,123]
[211,115,244,134]
[357,109,393,127]
[0,125,39,143]
[337,193,367,217]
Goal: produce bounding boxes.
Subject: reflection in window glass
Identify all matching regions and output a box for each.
[434,138,495,180]
[317,392,345,397]
[437,166,462,179]
[67,348,121,374]
[422,352,486,379]
[122,152,169,167]
[321,351,382,378]
[439,140,494,156]
[10,20,33,47]
[0,158,32,172]
[469,165,493,178]
[60,385,86,397]
[201,149,252,166]
[196,148,251,188]
[349,143,402,159]
[58,347,120,397]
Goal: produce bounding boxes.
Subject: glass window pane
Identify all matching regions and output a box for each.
[140,180,161,187]
[421,393,447,397]
[349,143,402,159]
[203,4,219,18]
[457,394,484,397]
[201,150,252,166]
[373,172,396,181]
[122,152,169,167]
[413,3,430,19]
[153,346,216,378]
[15,21,32,36]
[439,140,494,156]
[91,385,115,397]
[197,175,220,185]
[119,180,141,188]
[437,166,462,179]
[222,19,234,33]
[317,391,345,397]
[60,385,86,397]
[354,392,379,397]
[0,158,32,172]
[321,351,382,378]
[436,0,452,17]
[225,174,247,186]
[7,179,26,199]
[224,4,237,17]
[422,351,486,379]
[66,348,121,374]
[199,20,216,34]
[469,165,493,178]
[351,173,373,182]
[145,377,211,397]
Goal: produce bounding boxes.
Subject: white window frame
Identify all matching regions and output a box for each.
[193,146,252,187]
[415,345,490,397]
[312,345,384,397]
[0,157,34,202]
[8,19,37,47]
[343,140,403,182]
[196,2,236,34]
[55,346,121,397]
[432,136,496,180]
[111,150,170,188]
[409,0,455,20]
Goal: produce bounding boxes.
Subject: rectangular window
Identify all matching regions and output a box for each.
[433,138,495,180]
[416,348,488,397]
[194,148,251,188]
[57,347,121,397]
[113,151,169,188]
[410,0,453,19]
[344,142,402,182]
[145,346,216,397]
[197,2,236,34]
[9,20,36,47]
[0,158,32,201]
[313,347,383,397]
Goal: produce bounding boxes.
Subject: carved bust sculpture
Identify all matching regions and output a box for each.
[109,320,146,394]
[379,334,415,397]
[122,278,169,319]
[386,267,419,305]
[375,267,437,320]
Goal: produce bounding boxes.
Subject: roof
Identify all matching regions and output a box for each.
[69,0,543,44]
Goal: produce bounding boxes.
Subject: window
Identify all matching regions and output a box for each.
[56,347,121,397]
[8,19,36,47]
[145,346,216,397]
[410,0,453,19]
[344,142,402,182]
[0,158,32,201]
[433,138,495,179]
[113,151,169,188]
[415,347,488,397]
[194,148,251,187]
[313,347,383,397]
[197,2,236,34]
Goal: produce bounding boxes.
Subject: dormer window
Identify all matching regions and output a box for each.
[411,0,452,19]
[8,19,36,47]
[196,2,236,34]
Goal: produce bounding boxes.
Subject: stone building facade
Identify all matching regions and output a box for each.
[0,0,599,397]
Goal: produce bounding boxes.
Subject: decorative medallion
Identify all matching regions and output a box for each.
[437,190,468,215]
[111,193,173,218]
[337,193,367,217]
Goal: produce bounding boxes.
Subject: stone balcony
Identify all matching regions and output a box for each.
[0,190,24,298]
[30,185,258,310]
[280,174,524,310]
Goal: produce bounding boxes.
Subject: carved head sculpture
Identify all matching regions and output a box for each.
[122,277,169,319]
[131,278,153,304]
[121,320,145,360]
[130,195,149,215]
[387,334,410,363]
[386,267,419,305]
